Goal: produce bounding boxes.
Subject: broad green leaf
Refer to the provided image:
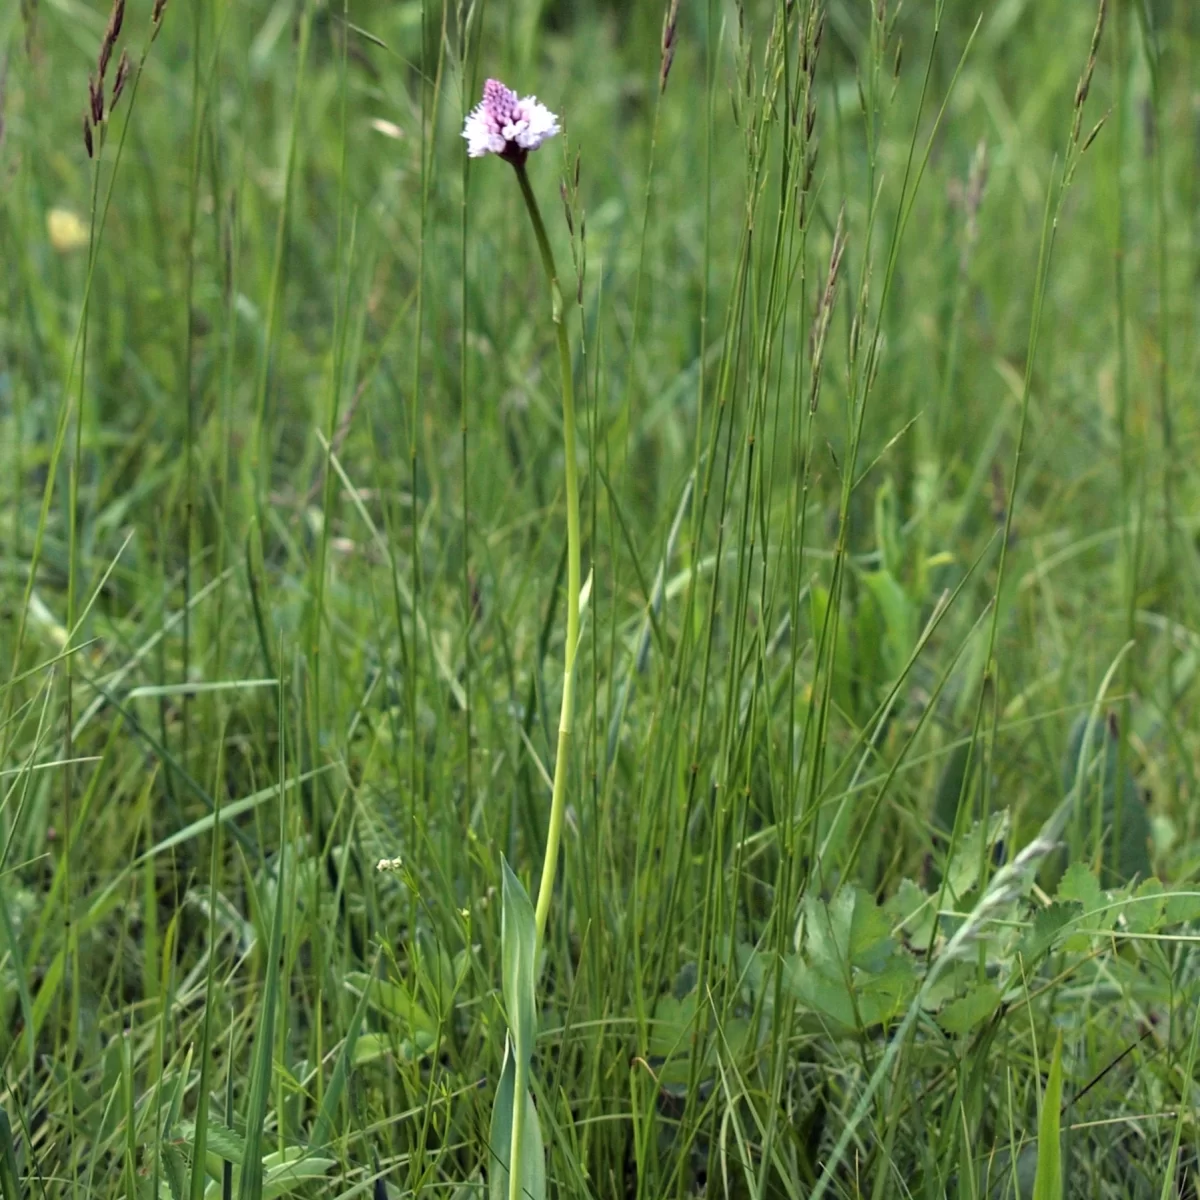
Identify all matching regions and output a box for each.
[789,890,915,1030]
[1032,1034,1063,1200]
[873,475,903,579]
[350,1032,390,1065]
[804,887,894,976]
[860,568,916,682]
[342,972,438,1039]
[886,879,938,949]
[261,1150,336,1199]
[500,859,538,1076]
[810,585,854,717]
[239,842,286,1200]
[648,993,696,1062]
[488,1042,545,1200]
[203,1149,337,1200]
[938,984,1000,1035]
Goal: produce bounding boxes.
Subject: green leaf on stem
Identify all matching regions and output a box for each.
[488,1040,545,1200]
[501,858,537,1074]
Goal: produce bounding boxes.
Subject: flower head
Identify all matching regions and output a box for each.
[463,78,559,164]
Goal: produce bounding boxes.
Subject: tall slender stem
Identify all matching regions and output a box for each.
[513,159,580,950]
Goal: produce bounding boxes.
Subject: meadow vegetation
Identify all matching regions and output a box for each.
[2,0,1200,1196]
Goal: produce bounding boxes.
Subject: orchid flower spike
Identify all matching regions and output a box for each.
[463,78,560,165]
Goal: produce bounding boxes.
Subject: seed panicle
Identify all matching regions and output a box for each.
[111,49,131,109]
[659,0,680,94]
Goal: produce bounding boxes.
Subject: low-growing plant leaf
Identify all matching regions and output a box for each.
[810,585,854,717]
[938,983,1001,1035]
[1124,877,1165,934]
[1019,903,1076,963]
[179,1118,245,1166]
[342,972,438,1039]
[1164,888,1200,924]
[945,812,1009,901]
[887,879,938,949]
[160,1141,187,1200]
[860,568,917,682]
[790,888,917,1029]
[1056,863,1101,912]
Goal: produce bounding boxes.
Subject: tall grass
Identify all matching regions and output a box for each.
[1,0,1199,1197]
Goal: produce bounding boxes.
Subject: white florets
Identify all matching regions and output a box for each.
[463,78,560,162]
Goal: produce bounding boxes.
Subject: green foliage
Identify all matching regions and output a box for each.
[1062,714,1152,886]
[1032,1034,1064,1200]
[491,860,543,1200]
[2,0,1200,1196]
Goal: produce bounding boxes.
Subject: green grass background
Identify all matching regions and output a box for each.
[2,0,1200,1196]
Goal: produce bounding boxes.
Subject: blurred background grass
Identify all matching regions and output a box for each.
[2,0,1200,1196]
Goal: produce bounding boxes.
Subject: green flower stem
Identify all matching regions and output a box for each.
[512,159,580,951]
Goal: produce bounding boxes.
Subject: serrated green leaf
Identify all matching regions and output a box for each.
[1032,1033,1063,1200]
[946,811,1009,901]
[1056,863,1102,914]
[488,1042,545,1200]
[788,891,915,1031]
[1164,889,1200,925]
[1124,877,1165,934]
[160,1142,188,1200]
[805,887,895,976]
[938,983,1001,1035]
[179,1118,245,1165]
[1019,903,1076,963]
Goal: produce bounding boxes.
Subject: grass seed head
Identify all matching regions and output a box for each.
[111,49,131,109]
[88,72,104,125]
[98,0,124,78]
[659,0,679,94]
[82,109,93,157]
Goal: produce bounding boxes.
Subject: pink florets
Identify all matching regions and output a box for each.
[463,78,560,164]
